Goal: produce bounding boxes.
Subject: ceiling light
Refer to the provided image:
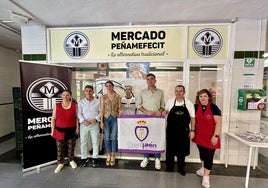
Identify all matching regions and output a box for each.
[155,67,177,70]
[11,12,30,25]
[1,20,13,23]
[200,67,221,71]
[109,66,126,69]
[0,22,20,35]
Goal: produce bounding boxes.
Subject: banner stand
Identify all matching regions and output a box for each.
[20,61,72,170]
[22,160,57,174]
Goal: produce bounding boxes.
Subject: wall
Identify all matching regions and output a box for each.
[0,46,21,137]
[228,19,267,165]
[21,25,47,62]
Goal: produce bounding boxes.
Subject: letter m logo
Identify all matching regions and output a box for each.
[201,32,214,45]
[39,82,59,98]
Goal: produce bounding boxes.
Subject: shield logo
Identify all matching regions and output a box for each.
[135,126,149,142]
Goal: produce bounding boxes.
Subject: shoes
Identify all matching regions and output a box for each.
[202,175,210,188]
[106,155,111,166]
[154,158,161,170]
[81,158,89,167]
[196,167,205,176]
[166,168,174,172]
[54,163,64,173]
[140,158,149,168]
[69,160,77,169]
[110,156,115,166]
[166,164,174,172]
[178,169,186,176]
[91,159,99,168]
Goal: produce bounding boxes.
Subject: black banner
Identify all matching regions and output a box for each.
[20,61,72,169]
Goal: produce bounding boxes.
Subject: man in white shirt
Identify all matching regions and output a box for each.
[78,85,100,167]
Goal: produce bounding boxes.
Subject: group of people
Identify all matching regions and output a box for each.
[162,84,221,188]
[50,73,221,188]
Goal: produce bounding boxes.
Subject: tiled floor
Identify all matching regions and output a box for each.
[1,135,268,188]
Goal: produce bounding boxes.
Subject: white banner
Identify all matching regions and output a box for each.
[118,115,166,154]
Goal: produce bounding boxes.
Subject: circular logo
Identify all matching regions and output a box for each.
[26,77,68,113]
[64,31,89,59]
[193,28,223,58]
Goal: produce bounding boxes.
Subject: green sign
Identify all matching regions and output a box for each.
[244,58,255,67]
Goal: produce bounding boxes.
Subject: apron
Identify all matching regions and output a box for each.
[166,99,191,156]
[194,103,221,149]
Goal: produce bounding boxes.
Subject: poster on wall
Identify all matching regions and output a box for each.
[20,61,72,169]
[126,62,149,79]
[243,74,255,89]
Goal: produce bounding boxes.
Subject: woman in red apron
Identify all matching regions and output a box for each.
[51,90,79,173]
[193,89,221,188]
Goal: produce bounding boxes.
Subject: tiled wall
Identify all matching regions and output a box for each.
[227,19,267,165]
[234,51,264,59]
[23,54,46,61]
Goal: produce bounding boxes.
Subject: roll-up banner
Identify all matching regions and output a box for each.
[20,61,72,170]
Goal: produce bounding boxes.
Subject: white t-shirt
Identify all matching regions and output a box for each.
[121,96,136,115]
[165,97,195,117]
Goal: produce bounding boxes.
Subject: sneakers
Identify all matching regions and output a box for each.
[54,164,64,173]
[154,158,161,170]
[196,167,204,176]
[140,158,149,168]
[91,159,99,168]
[202,175,210,188]
[69,160,77,169]
[140,157,161,170]
[54,161,77,173]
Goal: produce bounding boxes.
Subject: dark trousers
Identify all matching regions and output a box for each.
[166,151,186,172]
[56,137,76,164]
[197,144,215,170]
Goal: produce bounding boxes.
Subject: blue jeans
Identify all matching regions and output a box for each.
[144,153,161,159]
[104,116,118,153]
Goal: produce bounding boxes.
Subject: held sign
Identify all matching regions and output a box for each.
[118,115,166,154]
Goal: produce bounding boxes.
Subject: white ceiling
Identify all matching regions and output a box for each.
[1,0,268,53]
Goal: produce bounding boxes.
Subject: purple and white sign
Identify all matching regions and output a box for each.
[118,115,165,154]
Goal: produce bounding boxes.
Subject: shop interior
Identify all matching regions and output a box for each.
[67,61,224,162]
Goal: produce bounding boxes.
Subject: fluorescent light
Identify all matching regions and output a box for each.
[200,67,221,71]
[11,12,29,25]
[1,20,13,23]
[109,66,126,69]
[155,67,177,70]
[0,23,20,35]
